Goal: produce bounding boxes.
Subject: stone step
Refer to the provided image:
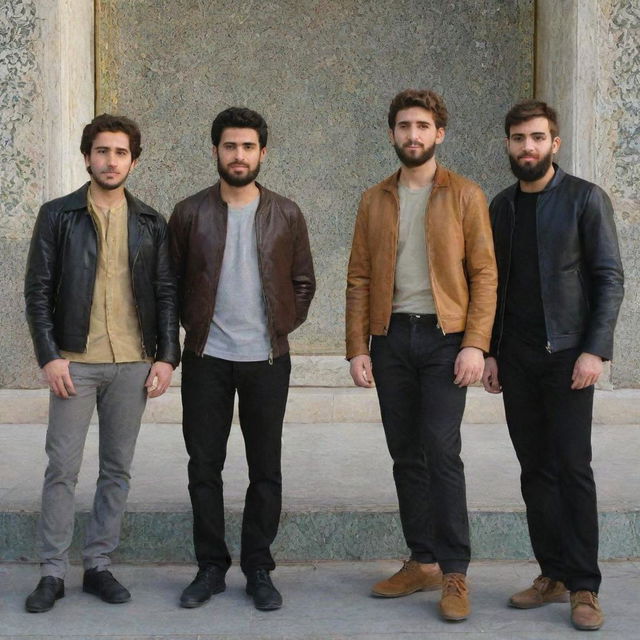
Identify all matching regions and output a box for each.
[1,386,639,425]
[1,422,638,564]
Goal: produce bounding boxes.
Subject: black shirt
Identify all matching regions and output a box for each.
[502,189,547,347]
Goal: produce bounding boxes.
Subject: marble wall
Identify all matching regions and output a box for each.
[95,0,533,356]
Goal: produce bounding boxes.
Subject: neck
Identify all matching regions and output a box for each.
[220,180,260,206]
[398,157,437,189]
[519,164,556,193]
[89,181,126,209]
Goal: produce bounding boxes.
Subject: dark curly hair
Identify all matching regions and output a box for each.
[504,100,559,138]
[210,107,268,148]
[80,113,142,159]
[388,89,449,130]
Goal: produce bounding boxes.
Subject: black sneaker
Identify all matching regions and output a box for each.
[82,568,131,604]
[25,576,65,613]
[180,566,226,608]
[246,569,282,611]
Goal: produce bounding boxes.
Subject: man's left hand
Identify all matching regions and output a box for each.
[571,352,603,390]
[454,347,484,387]
[145,361,174,398]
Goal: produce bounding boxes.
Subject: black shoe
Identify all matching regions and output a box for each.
[246,569,282,611]
[25,576,65,613]
[180,566,226,608]
[82,568,131,604]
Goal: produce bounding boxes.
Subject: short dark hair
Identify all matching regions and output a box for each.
[210,107,268,148]
[504,100,559,138]
[80,113,142,159]
[388,89,449,130]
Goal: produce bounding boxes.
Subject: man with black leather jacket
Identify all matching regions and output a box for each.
[169,107,315,612]
[482,100,624,632]
[24,114,180,613]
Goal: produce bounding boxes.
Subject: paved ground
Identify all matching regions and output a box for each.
[1,560,639,639]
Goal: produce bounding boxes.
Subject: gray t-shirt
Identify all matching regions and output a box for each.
[204,197,271,361]
[392,183,436,314]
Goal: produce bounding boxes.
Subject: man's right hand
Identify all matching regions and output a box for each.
[43,358,76,399]
[481,356,502,394]
[349,354,375,388]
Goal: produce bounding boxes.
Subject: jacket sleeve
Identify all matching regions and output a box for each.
[24,204,62,368]
[345,193,372,359]
[152,217,181,367]
[290,205,316,330]
[168,204,187,320]
[460,186,498,353]
[579,186,624,360]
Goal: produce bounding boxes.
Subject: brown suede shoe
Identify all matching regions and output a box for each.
[371,560,442,597]
[570,591,604,631]
[509,575,569,609]
[439,572,470,621]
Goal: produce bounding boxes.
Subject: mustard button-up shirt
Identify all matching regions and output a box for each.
[61,191,147,363]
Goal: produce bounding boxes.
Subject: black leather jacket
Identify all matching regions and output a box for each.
[489,165,624,360]
[24,183,180,368]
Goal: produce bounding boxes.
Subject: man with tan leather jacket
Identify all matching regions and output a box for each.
[346,89,496,622]
[169,107,315,612]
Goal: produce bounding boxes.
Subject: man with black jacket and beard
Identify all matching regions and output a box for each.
[483,100,624,631]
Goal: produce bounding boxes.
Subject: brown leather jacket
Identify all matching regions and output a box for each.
[346,166,497,359]
[169,182,315,358]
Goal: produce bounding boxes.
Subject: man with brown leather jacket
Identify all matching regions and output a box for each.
[346,89,497,622]
[169,107,315,612]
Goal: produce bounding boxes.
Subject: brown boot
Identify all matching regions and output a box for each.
[371,560,442,597]
[509,575,569,609]
[570,591,604,630]
[439,572,470,621]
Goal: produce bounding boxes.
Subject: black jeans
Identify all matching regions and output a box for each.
[181,349,291,574]
[370,314,470,575]
[498,335,601,593]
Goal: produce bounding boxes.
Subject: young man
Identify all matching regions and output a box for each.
[169,107,315,611]
[346,89,497,622]
[24,114,180,612]
[483,100,624,631]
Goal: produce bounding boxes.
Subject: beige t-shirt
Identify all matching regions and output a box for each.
[392,183,436,314]
[61,191,147,363]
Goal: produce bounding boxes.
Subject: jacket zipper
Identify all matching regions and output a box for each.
[255,207,275,365]
[130,219,147,357]
[424,186,445,335]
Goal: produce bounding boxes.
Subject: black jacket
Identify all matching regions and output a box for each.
[24,183,180,368]
[489,165,624,360]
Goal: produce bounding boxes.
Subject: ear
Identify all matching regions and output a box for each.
[259,146,267,161]
[130,158,138,172]
[552,136,561,154]
[435,127,446,145]
[387,129,395,145]
[212,145,218,159]
[83,154,90,169]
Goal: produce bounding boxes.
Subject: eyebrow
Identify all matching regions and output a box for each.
[94,145,131,152]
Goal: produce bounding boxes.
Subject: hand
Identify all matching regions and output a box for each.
[349,354,375,388]
[453,347,484,387]
[43,358,76,399]
[571,352,603,390]
[145,361,174,398]
[482,356,502,393]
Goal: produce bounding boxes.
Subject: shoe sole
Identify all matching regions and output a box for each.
[82,585,131,604]
[25,590,64,613]
[180,584,226,608]
[571,621,603,631]
[371,584,442,598]
[254,601,283,611]
[439,606,469,622]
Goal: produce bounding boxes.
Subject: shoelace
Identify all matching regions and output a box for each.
[573,591,598,608]
[443,575,466,596]
[532,575,551,592]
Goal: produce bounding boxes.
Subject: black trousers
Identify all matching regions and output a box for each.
[498,335,601,593]
[370,314,470,575]
[181,349,291,574]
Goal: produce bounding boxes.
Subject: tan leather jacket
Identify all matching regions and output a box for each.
[346,166,497,359]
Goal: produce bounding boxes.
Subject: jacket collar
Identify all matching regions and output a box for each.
[64,182,156,217]
[380,163,450,194]
[504,163,567,202]
[209,180,271,210]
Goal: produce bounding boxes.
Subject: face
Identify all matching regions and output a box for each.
[506,116,561,182]
[214,127,266,187]
[84,130,136,191]
[389,107,445,168]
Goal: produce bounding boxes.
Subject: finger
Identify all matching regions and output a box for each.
[144,370,156,388]
[53,377,69,399]
[63,373,76,396]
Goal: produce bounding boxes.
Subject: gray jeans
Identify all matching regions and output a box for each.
[38,361,149,578]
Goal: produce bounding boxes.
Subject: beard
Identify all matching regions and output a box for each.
[217,159,261,187]
[393,141,436,168]
[508,149,553,182]
[87,166,130,191]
